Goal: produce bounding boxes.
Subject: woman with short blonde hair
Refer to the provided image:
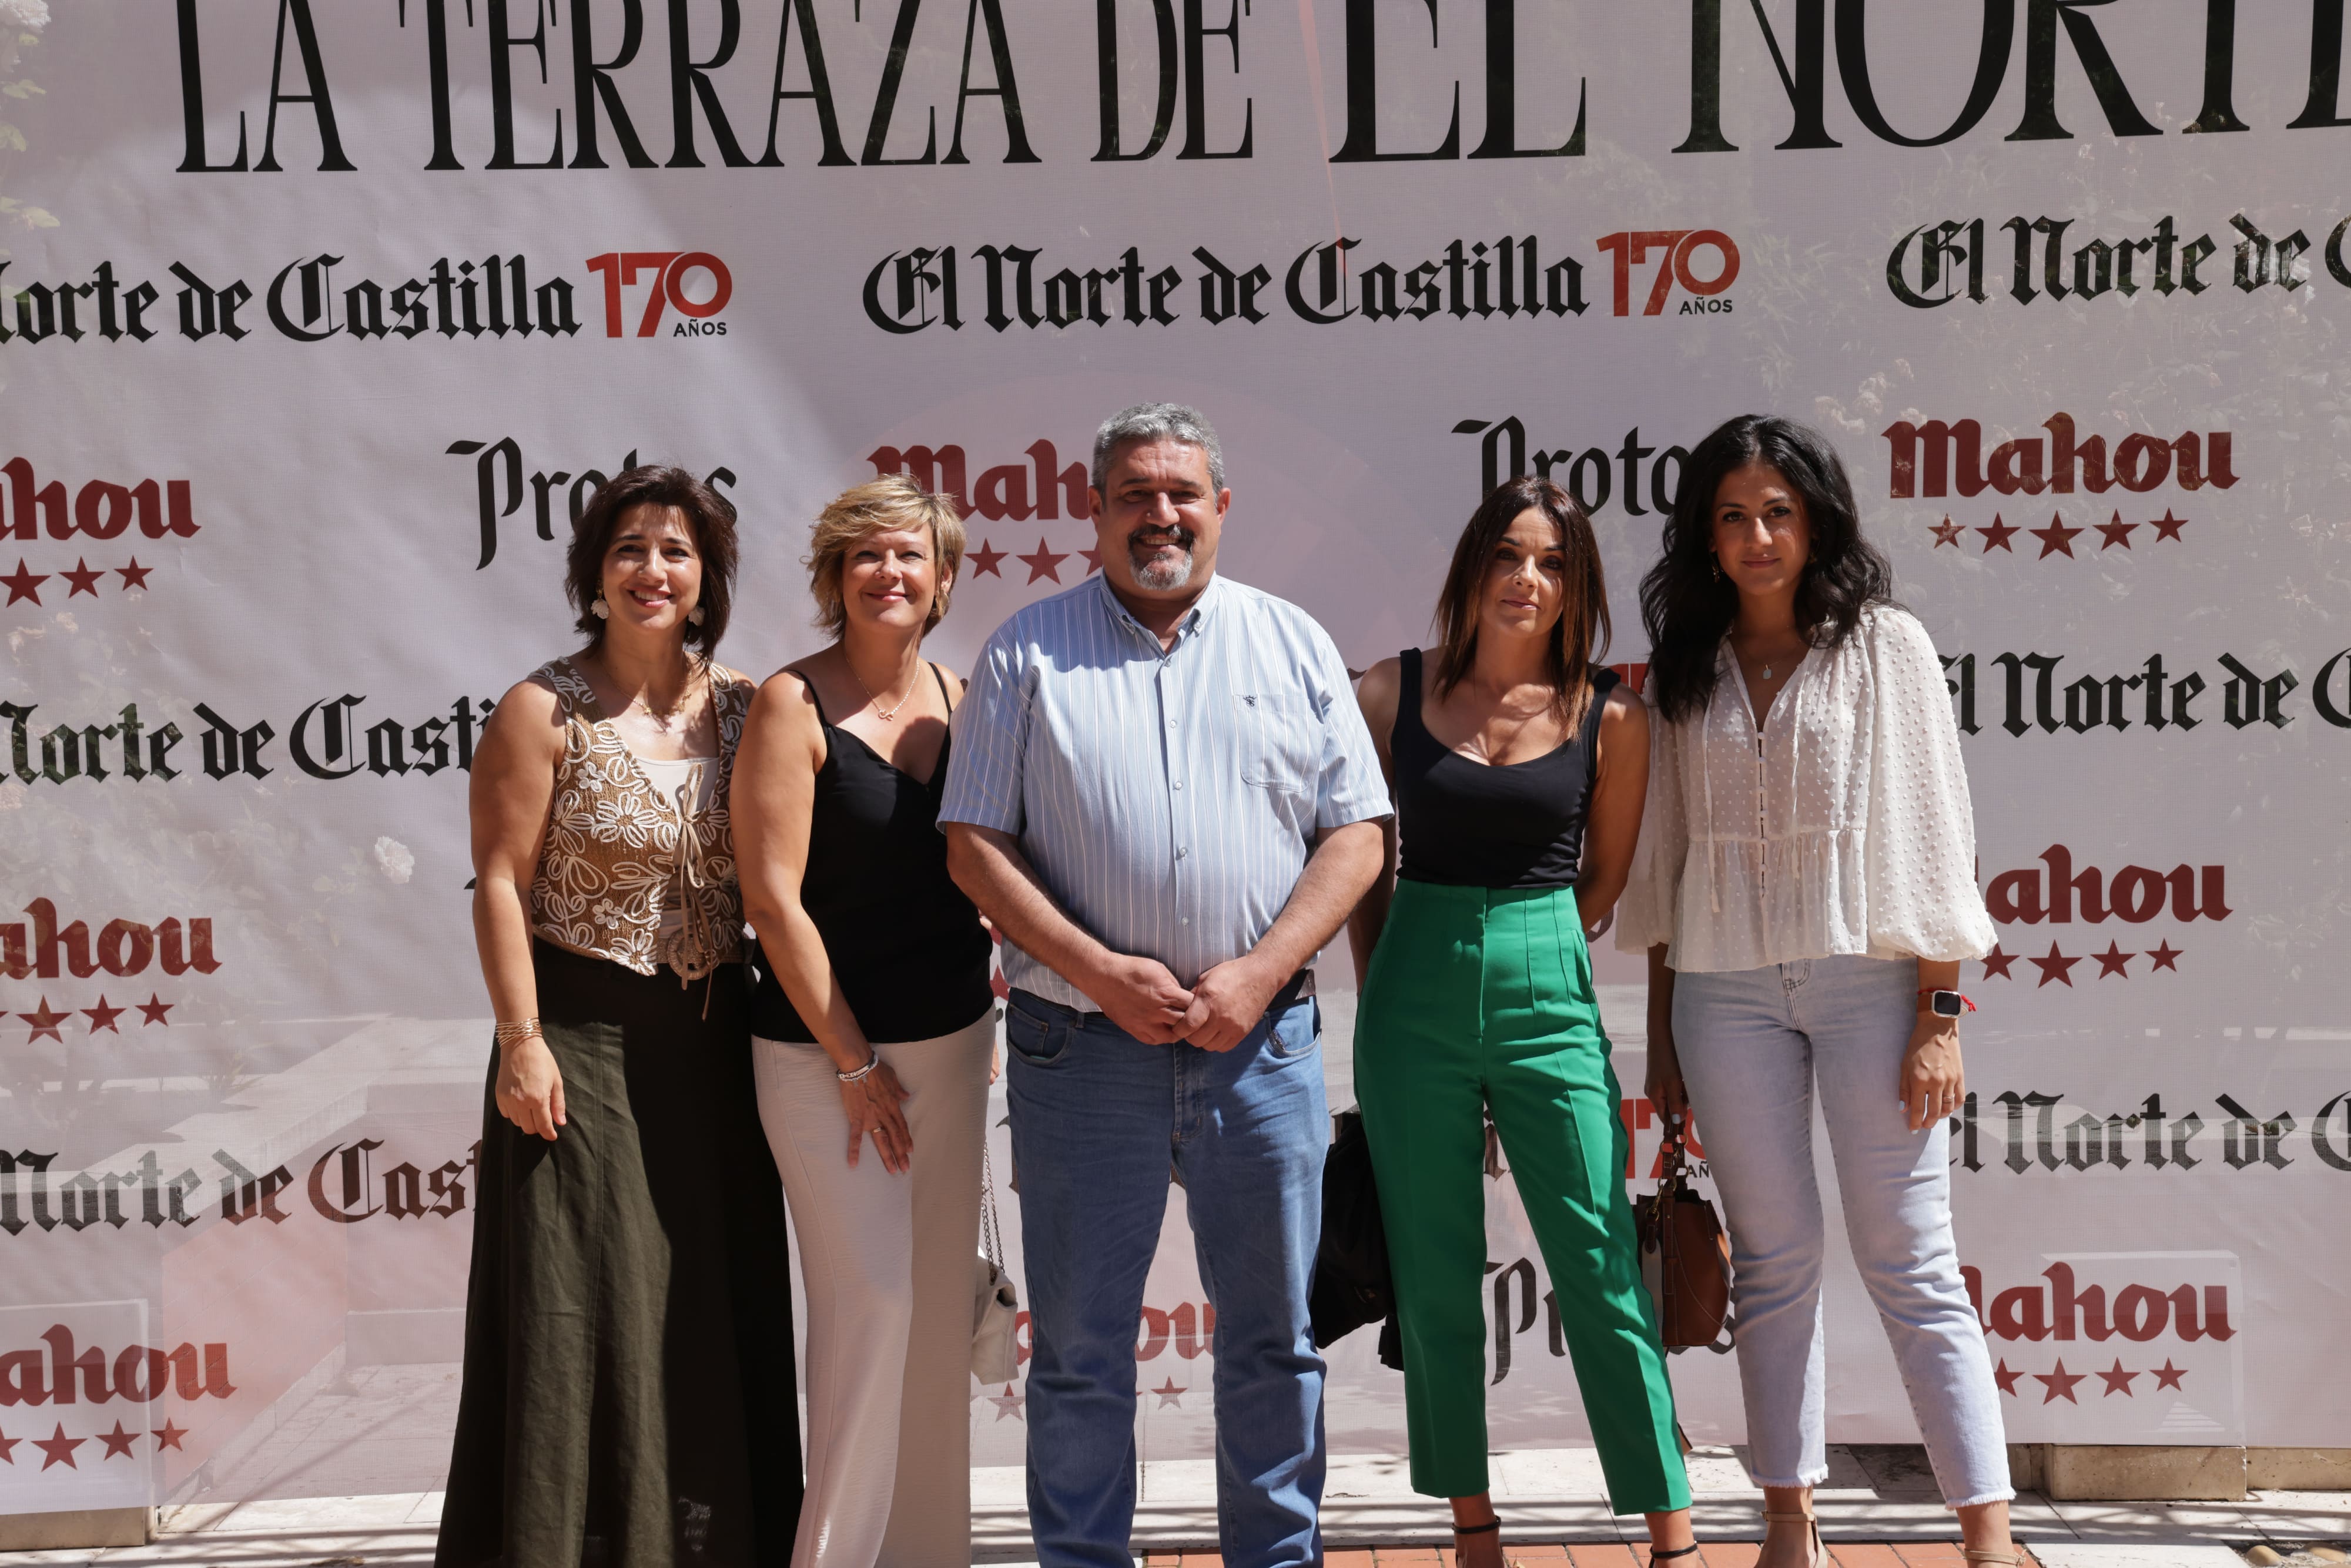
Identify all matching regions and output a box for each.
[732,473,996,1567]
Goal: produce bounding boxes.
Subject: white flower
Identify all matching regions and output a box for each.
[0,0,51,32]
[372,836,416,884]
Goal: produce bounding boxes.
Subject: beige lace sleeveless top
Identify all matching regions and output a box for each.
[527,656,752,982]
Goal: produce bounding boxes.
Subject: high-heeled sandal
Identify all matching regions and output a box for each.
[1452,1517,1516,1566]
[1764,1506,1826,1568]
[1961,1551,2025,1565]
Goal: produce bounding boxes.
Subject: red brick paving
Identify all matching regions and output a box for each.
[1697,1544,1763,1568]
[1140,1541,2039,1565]
[1827,1546,1907,1568]
[1566,1546,1642,1567]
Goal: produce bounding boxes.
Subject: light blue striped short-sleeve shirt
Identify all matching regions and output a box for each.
[939,572,1392,1011]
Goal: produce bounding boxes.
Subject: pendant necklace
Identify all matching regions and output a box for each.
[852,666,915,722]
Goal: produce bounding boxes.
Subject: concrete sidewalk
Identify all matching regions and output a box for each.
[0,1445,2340,1566]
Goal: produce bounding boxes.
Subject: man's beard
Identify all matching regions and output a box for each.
[1128,527,1198,591]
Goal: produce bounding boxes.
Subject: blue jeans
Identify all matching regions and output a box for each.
[1005,986,1328,1568]
[1672,954,2012,1507]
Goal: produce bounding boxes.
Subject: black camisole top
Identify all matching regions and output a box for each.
[746,664,996,1044]
[1391,646,1619,890]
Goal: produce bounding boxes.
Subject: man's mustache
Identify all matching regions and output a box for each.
[1127,526,1197,550]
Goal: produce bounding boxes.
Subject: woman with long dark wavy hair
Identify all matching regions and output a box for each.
[1615,417,2018,1568]
[1349,476,1697,1568]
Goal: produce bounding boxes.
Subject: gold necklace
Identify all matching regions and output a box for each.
[631,660,702,729]
[852,664,919,722]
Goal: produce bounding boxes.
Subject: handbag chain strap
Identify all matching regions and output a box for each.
[1653,1113,1691,1207]
[980,1134,1006,1274]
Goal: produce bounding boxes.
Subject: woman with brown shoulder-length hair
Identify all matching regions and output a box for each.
[1347,476,1697,1567]
[437,465,801,1568]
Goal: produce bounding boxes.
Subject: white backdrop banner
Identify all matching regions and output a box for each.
[2,0,2347,1510]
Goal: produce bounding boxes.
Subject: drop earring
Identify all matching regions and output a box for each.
[1712,559,1723,582]
[591,595,611,619]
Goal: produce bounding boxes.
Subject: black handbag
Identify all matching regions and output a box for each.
[1310,1108,1405,1370]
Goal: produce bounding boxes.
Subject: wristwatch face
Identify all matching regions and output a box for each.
[1931,990,1965,1017]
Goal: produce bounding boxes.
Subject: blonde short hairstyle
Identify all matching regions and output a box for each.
[805,475,967,638]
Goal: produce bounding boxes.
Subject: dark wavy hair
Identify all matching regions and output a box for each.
[1638,416,1894,723]
[1432,474,1612,726]
[565,465,740,655]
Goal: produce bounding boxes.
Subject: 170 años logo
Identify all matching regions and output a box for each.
[585,252,734,338]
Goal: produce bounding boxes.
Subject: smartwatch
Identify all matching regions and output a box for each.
[1923,989,1972,1018]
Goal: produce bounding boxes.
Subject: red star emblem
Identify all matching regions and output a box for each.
[2,558,48,606]
[967,540,1006,578]
[1015,538,1068,585]
[2094,512,2137,550]
[152,1419,188,1451]
[1977,515,2019,553]
[1981,943,2018,980]
[136,993,175,1026]
[2146,941,2182,973]
[2091,942,2135,978]
[2030,513,2084,559]
[2152,1359,2187,1392]
[1930,517,1965,548]
[21,999,68,1042]
[98,1420,140,1459]
[0,1425,18,1463]
[2096,1360,2139,1397]
[2149,509,2189,542]
[2037,1359,2085,1403]
[116,557,155,590]
[1078,544,1103,576]
[1992,1359,2022,1396]
[62,558,105,597]
[34,1423,84,1469]
[2029,944,2080,988]
[83,996,126,1033]
[986,1383,1025,1421]
[1148,1376,1185,1408]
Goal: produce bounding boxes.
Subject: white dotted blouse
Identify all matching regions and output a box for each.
[1615,605,1998,973]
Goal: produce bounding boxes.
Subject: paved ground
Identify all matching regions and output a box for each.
[1,1445,2340,1566]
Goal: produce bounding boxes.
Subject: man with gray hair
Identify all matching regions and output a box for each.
[942,403,1390,1566]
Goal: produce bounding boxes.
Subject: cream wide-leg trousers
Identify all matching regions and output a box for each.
[752,1013,995,1568]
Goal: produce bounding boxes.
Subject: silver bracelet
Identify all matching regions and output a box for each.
[837,1055,879,1085]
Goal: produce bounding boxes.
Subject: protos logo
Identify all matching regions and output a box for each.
[1596,230,1740,316]
[585,252,734,339]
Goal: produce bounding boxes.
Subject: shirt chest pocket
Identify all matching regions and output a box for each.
[1233,689,1320,799]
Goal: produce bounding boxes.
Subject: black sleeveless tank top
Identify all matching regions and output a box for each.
[1391,647,1620,890]
[746,665,996,1044]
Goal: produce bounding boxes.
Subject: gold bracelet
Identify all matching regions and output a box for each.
[493,1018,542,1047]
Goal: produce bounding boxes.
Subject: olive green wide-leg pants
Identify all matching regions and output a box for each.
[1355,880,1690,1513]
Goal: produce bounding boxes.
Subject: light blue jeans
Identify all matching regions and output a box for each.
[1672,954,2012,1507]
[1004,986,1327,1568]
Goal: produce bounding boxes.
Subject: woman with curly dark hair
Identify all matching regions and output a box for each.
[1616,417,2018,1568]
[438,466,800,1568]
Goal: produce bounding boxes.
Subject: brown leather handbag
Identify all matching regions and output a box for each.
[1636,1118,1734,1349]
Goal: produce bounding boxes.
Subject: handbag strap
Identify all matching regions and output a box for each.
[1653,1113,1691,1201]
[980,1135,1007,1274]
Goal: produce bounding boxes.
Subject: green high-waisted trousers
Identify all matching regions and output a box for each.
[1355,879,1690,1513]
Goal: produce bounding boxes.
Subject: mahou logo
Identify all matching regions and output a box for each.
[586,252,734,338]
